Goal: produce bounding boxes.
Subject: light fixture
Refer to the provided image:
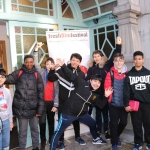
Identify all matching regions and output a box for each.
[29,0,39,2]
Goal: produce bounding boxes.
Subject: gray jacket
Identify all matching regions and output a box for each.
[33,51,59,107]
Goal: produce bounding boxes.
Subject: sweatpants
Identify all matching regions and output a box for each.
[50,113,99,150]
[58,103,80,141]
[130,102,150,144]
[39,101,55,143]
[96,103,109,133]
[18,116,39,150]
[109,105,128,145]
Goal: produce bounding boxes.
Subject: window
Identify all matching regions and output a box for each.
[15,26,51,68]
[61,0,74,19]
[93,24,118,59]
[11,0,53,16]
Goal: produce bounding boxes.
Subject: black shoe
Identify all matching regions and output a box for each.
[40,141,46,150]
[33,147,39,150]
[105,131,111,140]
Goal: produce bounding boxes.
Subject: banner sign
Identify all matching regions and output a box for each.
[46,30,90,138]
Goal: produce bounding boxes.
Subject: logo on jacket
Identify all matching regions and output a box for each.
[129,76,150,90]
[0,92,8,112]
[92,95,97,101]
[135,84,146,90]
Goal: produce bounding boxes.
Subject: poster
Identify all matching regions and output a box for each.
[46,30,90,138]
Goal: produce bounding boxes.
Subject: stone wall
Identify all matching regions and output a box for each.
[113,0,150,70]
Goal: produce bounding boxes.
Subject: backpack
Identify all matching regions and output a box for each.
[18,70,38,81]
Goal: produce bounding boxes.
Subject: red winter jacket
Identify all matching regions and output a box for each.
[104,66,127,105]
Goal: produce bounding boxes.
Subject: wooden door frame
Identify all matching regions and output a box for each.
[0,40,8,72]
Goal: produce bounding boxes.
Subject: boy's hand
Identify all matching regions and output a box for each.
[125,106,131,112]
[0,57,2,64]
[116,37,122,45]
[35,42,44,51]
[36,114,41,117]
[56,58,65,67]
[10,122,14,131]
[105,87,113,97]
[51,107,57,112]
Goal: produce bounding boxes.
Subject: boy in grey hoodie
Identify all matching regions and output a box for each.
[0,67,13,150]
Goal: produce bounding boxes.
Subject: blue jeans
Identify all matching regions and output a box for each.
[50,113,99,150]
[0,119,10,150]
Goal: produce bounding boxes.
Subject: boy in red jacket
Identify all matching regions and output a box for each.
[104,53,128,150]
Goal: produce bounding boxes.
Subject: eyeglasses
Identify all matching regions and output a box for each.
[0,76,6,79]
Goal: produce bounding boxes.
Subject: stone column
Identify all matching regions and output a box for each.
[113,0,143,70]
[138,0,150,68]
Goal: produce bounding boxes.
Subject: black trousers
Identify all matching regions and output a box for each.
[130,102,150,144]
[50,113,98,150]
[58,103,80,141]
[39,101,55,143]
[109,105,128,145]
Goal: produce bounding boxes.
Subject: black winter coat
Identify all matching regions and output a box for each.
[59,64,108,117]
[48,63,85,106]
[5,65,44,119]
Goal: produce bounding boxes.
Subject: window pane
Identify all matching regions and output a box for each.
[94,29,97,34]
[22,27,35,34]
[40,54,49,68]
[98,0,107,4]
[11,0,17,3]
[82,8,98,19]
[36,28,47,35]
[23,35,35,53]
[35,8,48,15]
[15,27,21,33]
[106,25,114,31]
[35,0,47,9]
[100,1,117,14]
[107,32,115,47]
[103,41,112,58]
[17,55,22,69]
[12,4,18,11]
[78,0,96,10]
[15,35,22,54]
[37,36,48,53]
[19,6,33,13]
[98,27,105,33]
[18,0,33,6]
[94,35,98,50]
[49,0,53,9]
[63,6,74,19]
[99,34,105,49]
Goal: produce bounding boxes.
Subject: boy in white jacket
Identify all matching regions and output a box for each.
[0,68,13,150]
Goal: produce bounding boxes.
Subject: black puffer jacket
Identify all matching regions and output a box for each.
[5,65,44,119]
[59,64,108,117]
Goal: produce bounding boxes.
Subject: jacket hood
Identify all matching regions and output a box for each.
[130,66,145,72]
[21,64,36,73]
[88,56,108,68]
[111,64,127,74]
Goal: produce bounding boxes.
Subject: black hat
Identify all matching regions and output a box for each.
[90,74,102,82]
[0,68,6,77]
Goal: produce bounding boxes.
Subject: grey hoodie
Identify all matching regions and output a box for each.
[33,51,59,107]
[0,86,13,122]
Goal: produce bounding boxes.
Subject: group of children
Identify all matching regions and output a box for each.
[0,37,150,150]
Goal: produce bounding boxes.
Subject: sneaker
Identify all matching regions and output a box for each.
[92,137,107,144]
[75,137,86,145]
[117,138,122,147]
[59,141,65,150]
[105,131,111,140]
[132,144,142,150]
[146,144,150,150]
[112,144,118,150]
